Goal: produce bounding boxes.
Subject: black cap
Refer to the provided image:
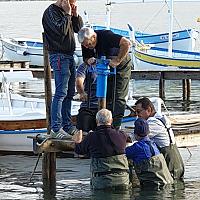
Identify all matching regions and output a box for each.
[134,118,149,137]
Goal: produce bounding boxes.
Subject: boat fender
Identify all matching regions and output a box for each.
[16,50,29,56]
[23,51,30,56]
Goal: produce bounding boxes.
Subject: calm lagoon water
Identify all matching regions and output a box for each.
[0,146,200,199]
[0,1,200,199]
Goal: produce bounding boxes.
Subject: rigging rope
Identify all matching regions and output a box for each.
[0,35,4,60]
[142,3,167,32]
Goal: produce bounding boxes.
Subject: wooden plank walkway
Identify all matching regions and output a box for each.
[1,67,200,80]
[0,60,29,69]
[1,67,199,100]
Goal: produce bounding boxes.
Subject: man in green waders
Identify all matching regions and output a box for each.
[73,108,131,190]
[135,97,184,180]
[126,118,173,188]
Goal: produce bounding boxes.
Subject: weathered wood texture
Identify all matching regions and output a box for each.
[0,119,47,130]
[0,61,29,68]
[1,68,200,80]
[43,33,52,134]
[131,70,200,80]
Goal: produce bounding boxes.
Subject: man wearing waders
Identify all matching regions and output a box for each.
[73,109,130,190]
[126,118,173,188]
[77,27,132,129]
[135,97,184,180]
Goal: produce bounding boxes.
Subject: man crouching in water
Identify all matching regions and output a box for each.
[73,108,130,190]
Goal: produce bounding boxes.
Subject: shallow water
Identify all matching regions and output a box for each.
[0,146,200,199]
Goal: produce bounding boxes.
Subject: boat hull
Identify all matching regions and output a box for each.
[0,129,46,152]
[1,38,44,66]
[1,38,83,67]
[134,47,200,70]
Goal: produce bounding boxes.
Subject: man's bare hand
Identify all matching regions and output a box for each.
[70,2,78,17]
[80,92,88,101]
[61,0,71,15]
[109,58,120,67]
[87,57,96,65]
[72,130,83,143]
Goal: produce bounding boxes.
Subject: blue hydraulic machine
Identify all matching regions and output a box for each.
[95,56,116,110]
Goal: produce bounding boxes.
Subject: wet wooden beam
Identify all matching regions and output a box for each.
[35,139,75,154]
[34,127,200,153]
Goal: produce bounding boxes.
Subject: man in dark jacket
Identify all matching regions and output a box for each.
[42,0,83,139]
[77,27,132,129]
[73,108,130,190]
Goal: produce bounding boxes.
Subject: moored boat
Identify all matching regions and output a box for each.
[134,46,200,70]
[1,37,83,67]
[93,25,198,52]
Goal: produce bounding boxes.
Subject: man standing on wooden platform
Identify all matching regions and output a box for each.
[42,0,83,139]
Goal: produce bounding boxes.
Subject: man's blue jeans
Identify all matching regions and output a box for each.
[49,53,75,132]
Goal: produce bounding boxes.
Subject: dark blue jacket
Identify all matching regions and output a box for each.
[126,137,160,164]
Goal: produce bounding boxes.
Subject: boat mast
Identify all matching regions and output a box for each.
[105,0,111,29]
[168,0,173,57]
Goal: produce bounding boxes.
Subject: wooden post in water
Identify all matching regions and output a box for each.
[186,79,191,101]
[182,79,187,101]
[182,79,191,101]
[42,32,56,195]
[159,72,165,99]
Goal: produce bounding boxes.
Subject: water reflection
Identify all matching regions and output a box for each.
[1,147,200,199]
[12,79,200,113]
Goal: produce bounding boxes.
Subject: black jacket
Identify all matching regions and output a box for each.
[75,125,128,158]
[42,4,83,54]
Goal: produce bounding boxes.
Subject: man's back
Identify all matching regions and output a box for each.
[75,125,128,158]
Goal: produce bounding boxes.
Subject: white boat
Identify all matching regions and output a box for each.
[0,70,81,153]
[0,37,83,67]
[131,0,200,70]
[89,0,198,52]
[1,37,44,67]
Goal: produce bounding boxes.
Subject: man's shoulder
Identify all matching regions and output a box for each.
[96,30,116,37]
